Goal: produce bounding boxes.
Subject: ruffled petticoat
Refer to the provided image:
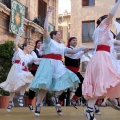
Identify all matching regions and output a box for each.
[82,50,120,99]
[29,59,80,93]
[0,64,33,92]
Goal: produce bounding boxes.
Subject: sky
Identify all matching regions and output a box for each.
[58,0,71,14]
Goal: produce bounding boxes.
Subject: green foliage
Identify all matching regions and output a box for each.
[0,41,14,95]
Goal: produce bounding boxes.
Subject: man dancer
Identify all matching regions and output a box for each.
[58,37,91,109]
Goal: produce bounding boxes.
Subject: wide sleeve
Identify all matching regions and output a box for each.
[43,36,51,45]
[64,47,72,54]
[12,48,23,63]
[65,51,84,59]
[24,54,34,65]
[81,55,90,62]
[93,20,111,48]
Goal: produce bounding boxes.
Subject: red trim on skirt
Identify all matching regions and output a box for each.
[14,60,28,71]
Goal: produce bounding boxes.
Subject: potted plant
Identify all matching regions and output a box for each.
[0,41,14,108]
[0,88,10,108]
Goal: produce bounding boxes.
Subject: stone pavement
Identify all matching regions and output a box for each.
[0,106,120,120]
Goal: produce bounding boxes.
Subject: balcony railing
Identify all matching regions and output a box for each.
[38,15,45,28]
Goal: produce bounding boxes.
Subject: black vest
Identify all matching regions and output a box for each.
[65,47,80,68]
[33,49,44,58]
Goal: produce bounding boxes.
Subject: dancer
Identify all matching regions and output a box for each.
[28,39,44,111]
[29,6,91,116]
[58,37,91,108]
[82,1,120,120]
[0,27,41,112]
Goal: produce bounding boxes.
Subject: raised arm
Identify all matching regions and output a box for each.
[104,0,120,24]
[14,27,24,51]
[43,6,54,38]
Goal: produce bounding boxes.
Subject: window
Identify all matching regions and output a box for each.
[116,19,120,40]
[82,0,95,6]
[82,21,95,43]
[38,0,47,28]
[0,0,11,9]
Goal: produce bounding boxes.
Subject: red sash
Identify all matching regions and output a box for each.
[96,45,110,52]
[44,54,62,60]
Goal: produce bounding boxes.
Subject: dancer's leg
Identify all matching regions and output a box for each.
[18,84,29,106]
[7,92,15,112]
[35,89,47,116]
[84,98,98,120]
[93,99,101,115]
[54,90,63,116]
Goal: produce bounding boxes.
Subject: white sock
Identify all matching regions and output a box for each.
[87,98,98,110]
[36,89,47,106]
[9,92,15,101]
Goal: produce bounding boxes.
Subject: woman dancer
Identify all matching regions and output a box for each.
[0,27,41,112]
[28,39,44,111]
[82,1,120,120]
[29,6,91,116]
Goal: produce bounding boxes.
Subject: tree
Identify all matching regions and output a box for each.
[0,41,14,95]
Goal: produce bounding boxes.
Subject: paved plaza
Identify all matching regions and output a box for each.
[0,106,120,120]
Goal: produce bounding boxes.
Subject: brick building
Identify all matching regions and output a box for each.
[0,0,58,50]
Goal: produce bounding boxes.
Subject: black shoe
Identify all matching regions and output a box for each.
[35,104,41,116]
[28,104,34,112]
[70,99,78,109]
[83,107,96,120]
[93,105,101,115]
[107,98,120,111]
[7,101,14,112]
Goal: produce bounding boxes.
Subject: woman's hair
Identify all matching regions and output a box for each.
[96,15,108,26]
[50,31,58,39]
[34,40,43,50]
[20,43,27,50]
[111,30,116,39]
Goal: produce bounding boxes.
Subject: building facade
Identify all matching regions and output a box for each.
[0,0,58,50]
[71,0,120,73]
[58,11,71,45]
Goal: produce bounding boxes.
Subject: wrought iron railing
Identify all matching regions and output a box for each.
[38,15,45,28]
